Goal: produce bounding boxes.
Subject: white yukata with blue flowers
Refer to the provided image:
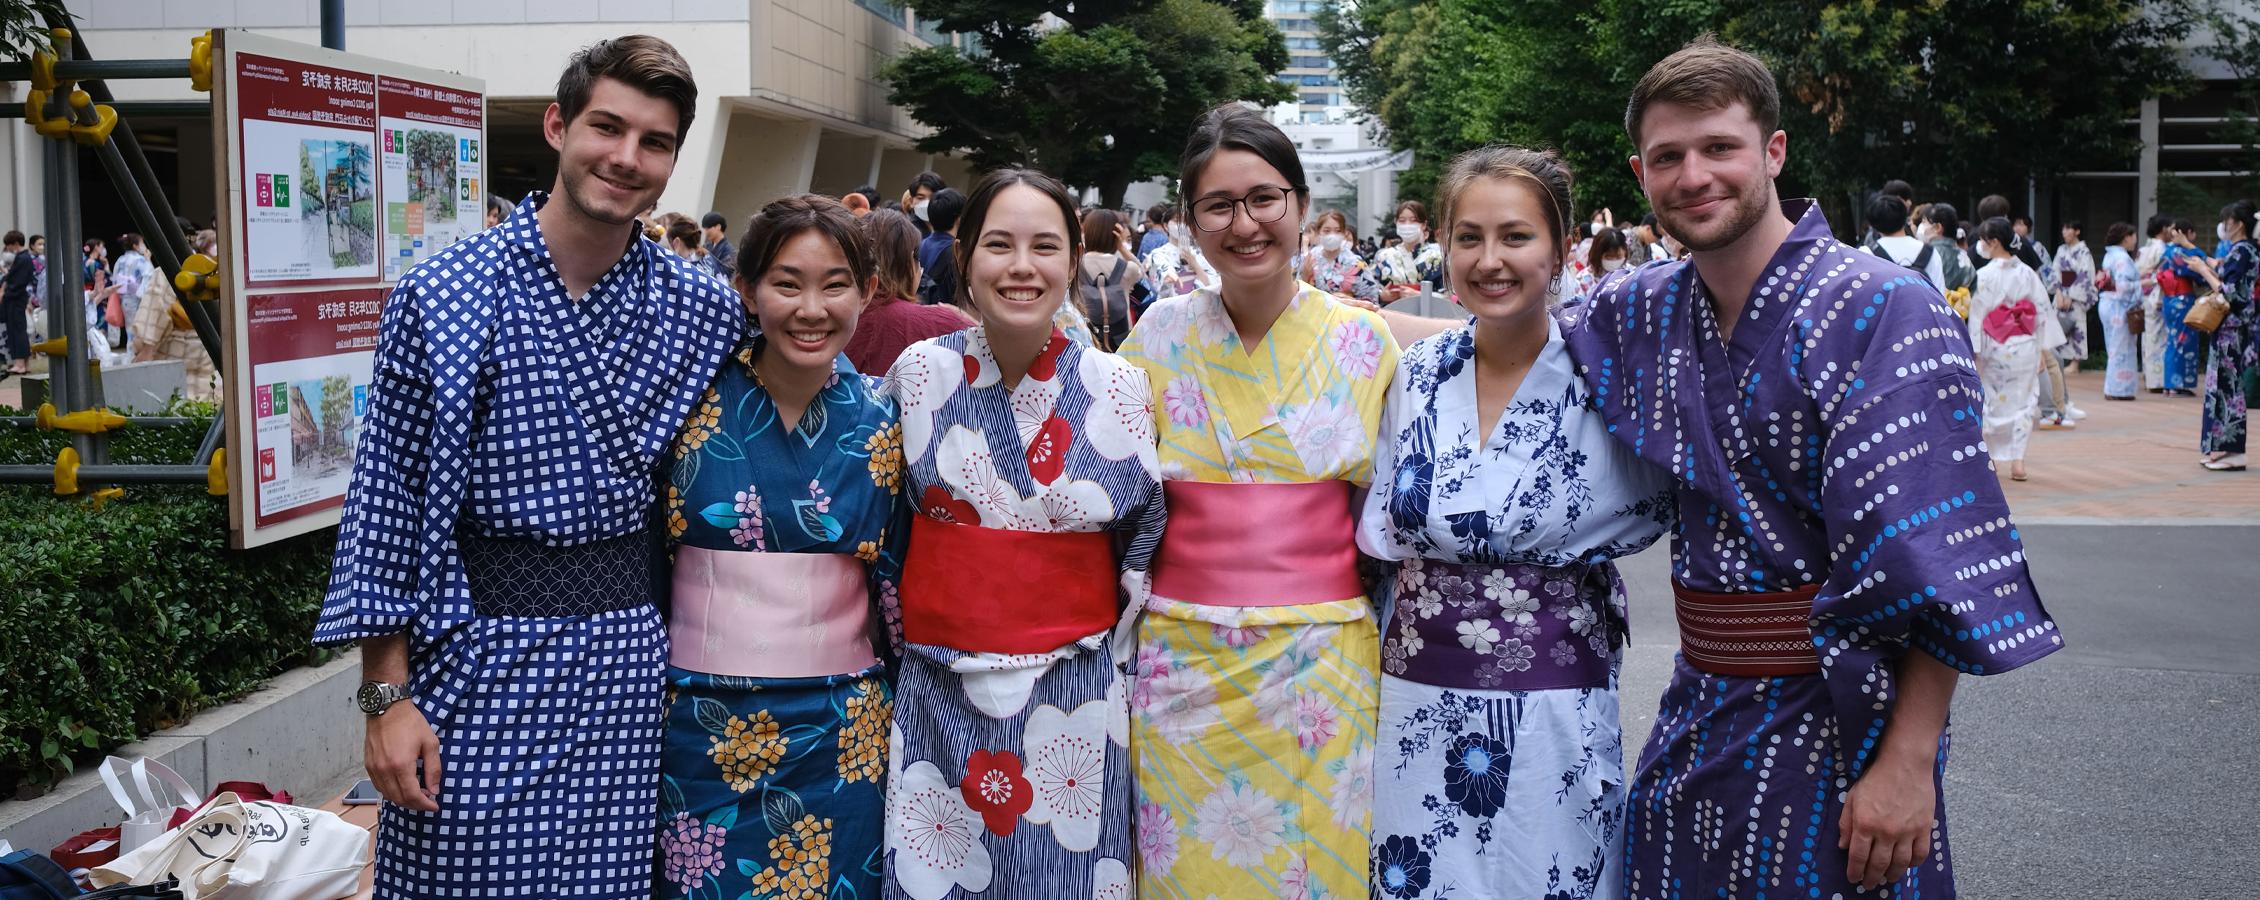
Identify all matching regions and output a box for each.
[315,193,744,899]
[1356,316,1673,900]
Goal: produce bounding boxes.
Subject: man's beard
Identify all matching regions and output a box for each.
[560,165,645,228]
[1663,176,1776,254]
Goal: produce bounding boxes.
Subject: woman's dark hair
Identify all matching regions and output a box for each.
[2104,222,2136,247]
[664,219,701,250]
[1865,194,1909,235]
[2146,214,2172,238]
[1435,145,1576,261]
[2173,216,2197,238]
[1311,208,1351,234]
[1924,202,1959,229]
[486,193,512,222]
[1178,104,1309,209]
[117,232,144,252]
[1977,194,2011,221]
[734,193,873,294]
[910,171,947,196]
[2060,220,2083,237]
[1880,179,1914,205]
[2221,199,2258,238]
[1146,202,1174,227]
[1393,199,1428,225]
[862,208,923,301]
[927,187,967,234]
[3,230,22,247]
[1585,226,1628,273]
[1976,217,2016,257]
[953,168,1083,308]
[1082,207,1123,254]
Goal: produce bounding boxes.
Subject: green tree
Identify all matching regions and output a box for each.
[0,0,71,63]
[883,0,1292,206]
[1331,0,2212,232]
[2202,6,2260,200]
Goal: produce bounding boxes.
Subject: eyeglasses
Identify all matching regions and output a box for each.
[1190,185,1295,233]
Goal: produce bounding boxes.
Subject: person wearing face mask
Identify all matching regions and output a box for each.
[656,195,904,900]
[1118,104,1400,899]
[2199,199,2258,471]
[1572,225,1630,300]
[915,188,965,306]
[1300,207,1382,305]
[1377,199,1446,303]
[1967,217,2065,481]
[880,168,1163,900]
[905,171,947,236]
[1358,145,1672,900]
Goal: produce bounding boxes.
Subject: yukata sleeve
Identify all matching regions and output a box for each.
[1811,280,2062,680]
[313,280,434,647]
[1348,259,1384,303]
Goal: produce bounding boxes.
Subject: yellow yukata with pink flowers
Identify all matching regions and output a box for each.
[1116,283,1397,900]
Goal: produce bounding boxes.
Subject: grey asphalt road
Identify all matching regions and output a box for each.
[1614,524,2260,899]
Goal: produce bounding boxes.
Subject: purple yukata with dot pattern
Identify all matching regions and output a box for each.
[1560,200,2063,899]
[314,193,744,899]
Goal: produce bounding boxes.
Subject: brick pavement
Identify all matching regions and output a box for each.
[2000,369,2260,522]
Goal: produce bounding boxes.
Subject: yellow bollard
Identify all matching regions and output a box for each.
[207,448,228,496]
[53,447,79,496]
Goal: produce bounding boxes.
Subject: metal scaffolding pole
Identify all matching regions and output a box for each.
[41,130,98,467]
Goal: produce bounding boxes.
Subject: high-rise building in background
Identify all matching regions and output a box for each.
[1267,0,1344,124]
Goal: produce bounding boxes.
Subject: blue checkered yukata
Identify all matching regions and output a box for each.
[1561,199,2063,899]
[315,193,743,899]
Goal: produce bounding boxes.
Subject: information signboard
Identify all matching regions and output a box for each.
[214,31,485,548]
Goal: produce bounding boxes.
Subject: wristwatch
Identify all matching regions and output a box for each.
[356,681,410,716]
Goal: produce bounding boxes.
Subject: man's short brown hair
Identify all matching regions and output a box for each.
[556,35,698,143]
[1623,35,1779,150]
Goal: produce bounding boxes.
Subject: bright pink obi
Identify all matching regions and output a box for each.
[1150,481,1365,606]
[899,515,1119,654]
[669,547,877,678]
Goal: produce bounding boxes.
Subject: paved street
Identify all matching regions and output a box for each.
[1618,370,2260,898]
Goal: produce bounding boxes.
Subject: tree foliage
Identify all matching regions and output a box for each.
[1327,0,2214,230]
[883,0,1292,206]
[0,0,73,63]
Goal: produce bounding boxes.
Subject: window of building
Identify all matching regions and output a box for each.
[1275,18,1315,32]
[916,15,948,46]
[1286,36,1322,50]
[855,0,904,26]
[1289,55,1332,70]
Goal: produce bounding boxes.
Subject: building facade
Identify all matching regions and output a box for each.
[2,0,975,246]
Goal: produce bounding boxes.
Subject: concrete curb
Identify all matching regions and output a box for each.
[0,649,363,857]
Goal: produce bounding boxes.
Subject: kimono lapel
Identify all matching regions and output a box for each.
[1680,200,1831,471]
[1194,285,1334,443]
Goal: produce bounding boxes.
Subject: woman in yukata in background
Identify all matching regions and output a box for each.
[1966,216,2065,483]
[1302,208,1383,306]
[1117,104,1398,899]
[880,168,1164,900]
[1356,146,1672,900]
[658,194,906,900]
[2097,221,2144,401]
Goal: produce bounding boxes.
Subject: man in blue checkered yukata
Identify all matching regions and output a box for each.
[315,35,744,898]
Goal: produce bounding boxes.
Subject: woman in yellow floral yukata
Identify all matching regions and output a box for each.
[1117,104,1399,899]
[658,195,907,899]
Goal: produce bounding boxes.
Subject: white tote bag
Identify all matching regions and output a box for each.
[88,792,371,900]
[98,755,201,853]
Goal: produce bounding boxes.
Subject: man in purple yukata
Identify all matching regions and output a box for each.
[316,36,742,898]
[1561,37,2064,898]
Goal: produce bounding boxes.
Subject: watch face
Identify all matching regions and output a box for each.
[358,682,396,713]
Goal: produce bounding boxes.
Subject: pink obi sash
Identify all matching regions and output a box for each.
[1150,481,1365,606]
[1982,298,2039,343]
[669,547,876,678]
[899,516,1120,654]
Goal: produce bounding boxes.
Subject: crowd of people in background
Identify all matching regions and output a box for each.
[0,221,222,399]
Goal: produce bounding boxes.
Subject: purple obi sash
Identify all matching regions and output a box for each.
[1380,559,1623,692]
[670,547,876,678]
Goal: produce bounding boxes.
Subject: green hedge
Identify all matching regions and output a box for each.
[0,403,335,799]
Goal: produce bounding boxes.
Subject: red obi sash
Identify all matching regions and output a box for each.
[1672,581,1822,677]
[899,515,1118,653]
[1150,481,1365,606]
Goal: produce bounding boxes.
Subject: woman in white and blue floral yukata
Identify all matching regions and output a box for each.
[1356,146,1671,900]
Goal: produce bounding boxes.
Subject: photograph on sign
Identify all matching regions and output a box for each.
[241,287,382,527]
[379,75,485,282]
